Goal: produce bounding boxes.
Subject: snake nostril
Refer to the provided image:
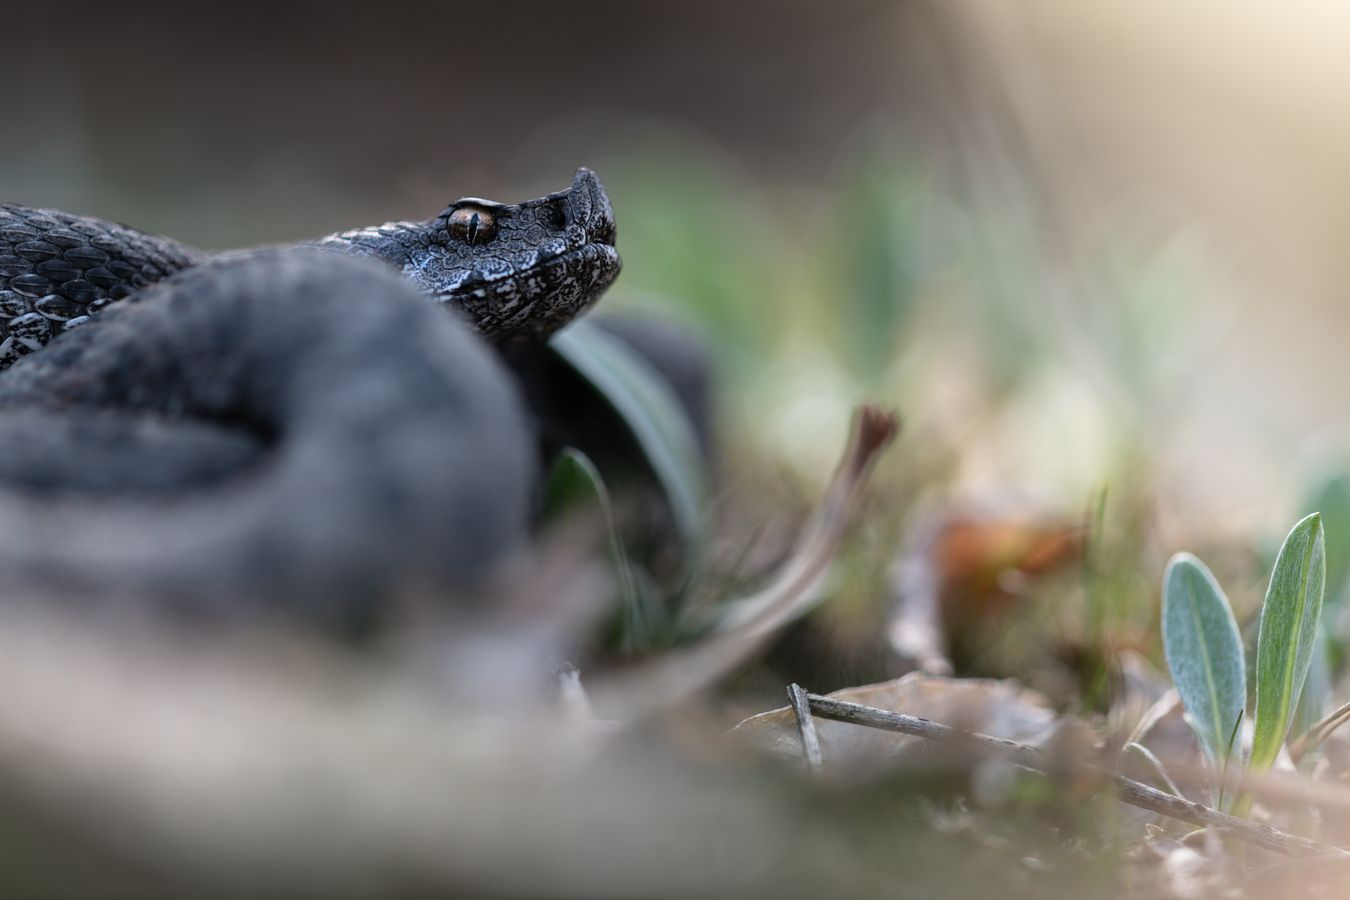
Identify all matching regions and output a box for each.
[541,202,567,233]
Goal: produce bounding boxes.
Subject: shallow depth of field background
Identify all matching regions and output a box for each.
[11,4,1350,896]
[6,0,1350,690]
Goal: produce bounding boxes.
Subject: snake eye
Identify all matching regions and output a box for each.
[446,205,497,246]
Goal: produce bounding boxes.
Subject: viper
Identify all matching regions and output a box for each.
[0,169,623,625]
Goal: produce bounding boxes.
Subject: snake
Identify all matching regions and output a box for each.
[0,168,621,626]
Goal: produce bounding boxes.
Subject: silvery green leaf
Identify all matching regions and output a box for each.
[550,320,704,551]
[1162,552,1246,771]
[1251,513,1327,772]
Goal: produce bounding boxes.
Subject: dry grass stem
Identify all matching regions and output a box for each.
[788,683,824,770]
[590,405,899,718]
[805,692,1344,858]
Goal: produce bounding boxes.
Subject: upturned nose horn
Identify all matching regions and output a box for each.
[570,167,606,223]
[568,168,595,224]
[569,167,615,239]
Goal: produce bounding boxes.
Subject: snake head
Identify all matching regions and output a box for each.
[323,168,620,343]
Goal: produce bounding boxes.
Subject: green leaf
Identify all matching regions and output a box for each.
[1251,512,1327,773]
[550,320,704,550]
[543,447,611,519]
[1161,553,1247,772]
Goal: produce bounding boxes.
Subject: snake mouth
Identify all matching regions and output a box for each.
[427,167,621,342]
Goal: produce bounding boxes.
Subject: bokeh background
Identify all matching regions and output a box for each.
[10,4,1350,894]
[8,1,1348,519]
[8,0,1350,683]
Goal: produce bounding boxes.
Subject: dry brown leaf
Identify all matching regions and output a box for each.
[888,506,1083,673]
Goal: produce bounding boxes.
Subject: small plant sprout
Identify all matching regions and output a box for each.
[1251,513,1327,774]
[1161,553,1246,777]
[1160,513,1328,814]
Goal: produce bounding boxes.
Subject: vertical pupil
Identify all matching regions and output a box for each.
[448,206,495,245]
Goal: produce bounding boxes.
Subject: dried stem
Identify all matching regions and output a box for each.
[788,683,824,770]
[805,693,1344,858]
[1290,698,1350,763]
[590,406,899,717]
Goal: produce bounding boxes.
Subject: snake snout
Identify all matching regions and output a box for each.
[567,167,616,246]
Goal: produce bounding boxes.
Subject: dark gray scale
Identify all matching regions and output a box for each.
[0,203,203,368]
[0,169,626,622]
[0,252,536,625]
[0,167,619,368]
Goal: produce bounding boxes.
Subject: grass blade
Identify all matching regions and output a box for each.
[1251,513,1327,773]
[1161,553,1247,773]
[551,320,705,551]
[543,448,643,643]
[1120,741,1183,798]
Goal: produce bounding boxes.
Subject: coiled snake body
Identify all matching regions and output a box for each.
[0,169,621,625]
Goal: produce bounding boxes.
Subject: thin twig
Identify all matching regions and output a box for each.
[788,683,824,771]
[805,693,1345,858]
[1291,698,1350,763]
[1170,758,1350,819]
[1120,741,1183,799]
